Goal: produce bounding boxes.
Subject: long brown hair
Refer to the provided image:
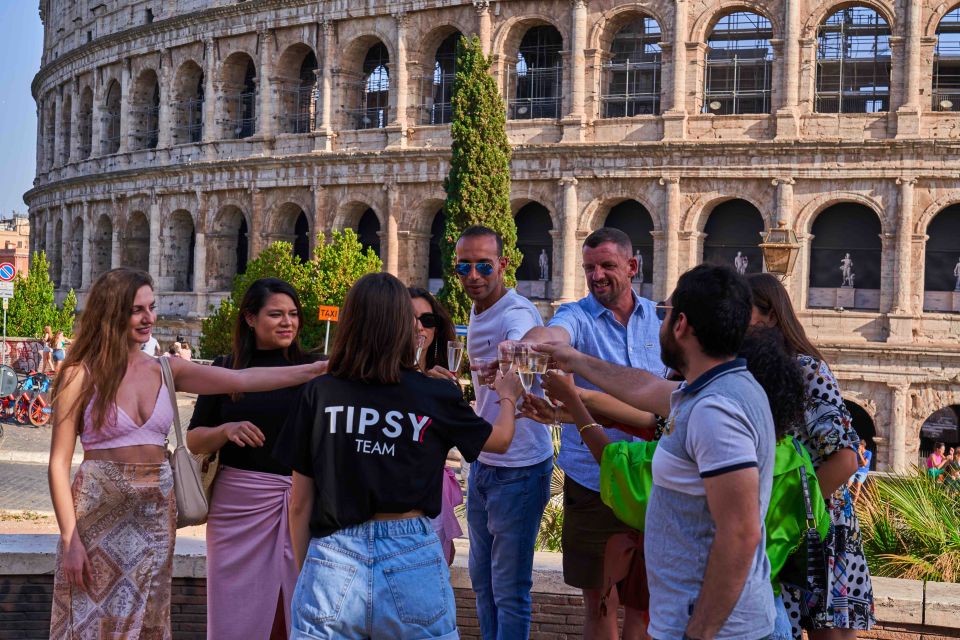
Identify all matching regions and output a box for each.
[328,273,416,384]
[52,268,154,430]
[408,287,456,370]
[747,273,825,362]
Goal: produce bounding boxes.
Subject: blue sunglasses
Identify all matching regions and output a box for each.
[455,262,495,277]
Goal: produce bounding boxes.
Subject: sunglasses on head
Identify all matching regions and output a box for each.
[455,262,495,277]
[416,313,438,329]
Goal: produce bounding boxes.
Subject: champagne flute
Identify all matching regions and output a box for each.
[470,357,494,387]
[497,342,516,376]
[517,360,535,395]
[414,334,426,371]
[543,359,566,428]
[447,339,464,374]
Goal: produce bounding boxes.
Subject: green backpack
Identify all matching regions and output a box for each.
[599,435,830,592]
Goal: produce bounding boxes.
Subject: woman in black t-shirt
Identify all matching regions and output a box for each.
[187,278,317,640]
[275,273,523,640]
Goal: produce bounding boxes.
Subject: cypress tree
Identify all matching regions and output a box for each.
[437,35,519,324]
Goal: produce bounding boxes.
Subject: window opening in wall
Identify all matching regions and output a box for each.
[78,87,93,159]
[102,81,121,154]
[60,94,72,164]
[174,69,204,144]
[293,212,310,262]
[87,31,92,43]
[815,7,891,113]
[602,16,662,117]
[43,101,56,170]
[223,58,257,139]
[145,8,153,24]
[357,208,381,255]
[703,12,773,115]
[509,26,563,120]
[422,32,461,125]
[347,43,390,130]
[237,218,248,275]
[934,8,960,111]
[280,51,318,134]
[132,74,160,150]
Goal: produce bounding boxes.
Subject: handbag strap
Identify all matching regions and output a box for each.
[158,357,185,450]
[791,437,816,528]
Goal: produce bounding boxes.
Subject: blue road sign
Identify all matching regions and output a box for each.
[0,263,14,281]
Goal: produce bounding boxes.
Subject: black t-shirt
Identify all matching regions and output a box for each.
[187,349,316,476]
[273,369,492,538]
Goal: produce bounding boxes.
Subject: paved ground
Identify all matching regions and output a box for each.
[0,393,198,519]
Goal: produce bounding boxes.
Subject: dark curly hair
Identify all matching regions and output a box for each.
[739,326,807,441]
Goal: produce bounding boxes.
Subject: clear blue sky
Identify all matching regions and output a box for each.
[0,4,43,220]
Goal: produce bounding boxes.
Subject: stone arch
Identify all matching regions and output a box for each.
[919,403,960,460]
[357,207,382,257]
[801,0,896,39]
[276,43,319,134]
[493,14,570,60]
[59,92,72,165]
[927,2,960,36]
[514,201,555,286]
[419,28,465,125]
[795,191,889,236]
[808,202,883,307]
[589,4,669,53]
[701,9,776,115]
[78,85,93,159]
[122,210,149,272]
[91,214,113,282]
[172,60,204,145]
[702,199,765,273]
[685,192,770,234]
[690,2,783,43]
[845,399,878,469]
[270,201,311,262]
[207,205,249,292]
[584,194,662,232]
[923,204,960,294]
[506,22,565,120]
[339,35,392,130]
[335,200,384,230]
[162,210,195,292]
[101,79,122,155]
[600,199,657,286]
[596,9,665,118]
[130,68,160,150]
[220,52,258,139]
[428,207,447,283]
[41,95,55,170]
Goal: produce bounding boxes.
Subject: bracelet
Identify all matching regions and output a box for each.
[577,422,602,435]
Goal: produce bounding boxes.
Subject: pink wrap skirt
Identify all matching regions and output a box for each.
[205,466,297,639]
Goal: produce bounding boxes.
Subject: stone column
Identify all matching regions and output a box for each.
[775,178,795,227]
[91,73,104,157]
[390,13,410,145]
[893,177,915,315]
[663,0,688,139]
[61,212,73,288]
[776,0,801,138]
[192,233,206,293]
[311,185,328,247]
[148,196,162,279]
[111,222,123,268]
[68,79,81,163]
[896,0,922,138]
[660,177,681,300]
[315,21,335,151]
[157,49,173,149]
[80,202,92,289]
[569,0,587,119]
[44,209,55,266]
[558,177,580,303]
[202,39,217,144]
[118,59,131,154]
[384,183,400,275]
[250,188,265,258]
[474,1,492,56]
[257,30,275,138]
[890,384,910,474]
[52,91,63,168]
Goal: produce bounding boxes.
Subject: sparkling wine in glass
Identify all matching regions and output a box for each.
[498,342,516,375]
[415,334,426,370]
[447,340,464,373]
[518,368,535,394]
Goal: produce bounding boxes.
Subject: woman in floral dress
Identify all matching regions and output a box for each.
[750,274,874,639]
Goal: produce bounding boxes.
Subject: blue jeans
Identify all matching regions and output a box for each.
[290,517,458,639]
[773,594,793,640]
[467,457,552,640]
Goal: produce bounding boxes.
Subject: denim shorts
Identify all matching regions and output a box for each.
[290,517,459,640]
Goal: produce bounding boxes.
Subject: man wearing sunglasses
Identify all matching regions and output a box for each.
[456,225,554,640]
[520,227,663,640]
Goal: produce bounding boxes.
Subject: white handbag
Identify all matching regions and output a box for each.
[159,357,209,528]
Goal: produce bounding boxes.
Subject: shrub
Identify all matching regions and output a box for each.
[6,252,76,338]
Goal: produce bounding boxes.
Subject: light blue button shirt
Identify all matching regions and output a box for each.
[548,291,664,491]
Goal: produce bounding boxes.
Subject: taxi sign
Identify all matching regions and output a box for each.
[318,305,340,322]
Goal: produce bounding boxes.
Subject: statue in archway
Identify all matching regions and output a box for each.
[633,250,643,282]
[954,257,960,291]
[840,253,855,288]
[734,251,748,275]
[538,249,549,281]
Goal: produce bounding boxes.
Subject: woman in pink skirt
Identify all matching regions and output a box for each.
[187,278,320,639]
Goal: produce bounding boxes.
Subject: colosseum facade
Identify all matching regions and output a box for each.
[26,0,960,471]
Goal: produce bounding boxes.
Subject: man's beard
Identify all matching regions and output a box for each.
[588,278,625,306]
[660,325,686,377]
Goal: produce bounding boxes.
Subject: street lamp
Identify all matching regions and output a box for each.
[759,221,801,280]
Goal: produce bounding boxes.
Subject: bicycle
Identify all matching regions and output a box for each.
[3,371,53,427]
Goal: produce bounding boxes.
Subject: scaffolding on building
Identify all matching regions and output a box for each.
[703,12,773,115]
[509,27,563,120]
[130,104,160,149]
[279,83,318,134]
[222,91,257,139]
[173,97,204,143]
[602,17,662,117]
[101,111,121,154]
[421,43,457,125]
[934,8,960,111]
[815,7,891,114]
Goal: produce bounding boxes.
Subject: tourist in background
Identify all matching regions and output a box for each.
[47,268,325,639]
[141,333,160,356]
[40,325,54,373]
[51,329,67,373]
[849,439,872,503]
[927,442,947,481]
[180,341,194,361]
[166,342,182,358]
[455,225,554,639]
[187,278,319,639]
[521,227,661,639]
[275,272,524,640]
[748,272,873,638]
[409,286,462,565]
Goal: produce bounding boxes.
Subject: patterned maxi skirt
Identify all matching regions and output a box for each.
[49,460,176,639]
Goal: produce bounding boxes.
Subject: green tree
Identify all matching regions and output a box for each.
[437,34,518,324]
[6,252,77,338]
[199,230,381,357]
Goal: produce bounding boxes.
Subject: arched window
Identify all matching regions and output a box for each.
[920,406,959,462]
[702,200,765,273]
[423,32,462,125]
[164,211,195,292]
[703,12,773,115]
[131,70,160,150]
[357,208,381,256]
[815,7,891,113]
[294,211,310,262]
[60,93,72,165]
[603,200,655,287]
[923,205,960,312]
[222,54,257,139]
[808,203,882,309]
[173,62,204,144]
[92,214,112,282]
[509,26,563,120]
[846,401,877,469]
[43,98,56,169]
[428,209,446,288]
[102,80,122,154]
[122,211,150,272]
[347,43,391,130]
[278,46,318,134]
[934,8,960,111]
[52,219,63,287]
[208,206,247,291]
[602,16,662,117]
[515,202,553,298]
[78,87,93,159]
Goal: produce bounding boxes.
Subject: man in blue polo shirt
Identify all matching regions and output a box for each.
[522,227,662,638]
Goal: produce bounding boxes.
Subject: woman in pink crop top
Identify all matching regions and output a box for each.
[48,268,326,640]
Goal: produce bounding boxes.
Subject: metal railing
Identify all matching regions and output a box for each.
[933,89,960,111]
[814,92,889,114]
[130,105,160,149]
[703,56,771,115]
[101,112,121,154]
[173,98,204,143]
[344,106,389,130]
[508,66,563,120]
[279,84,317,134]
[421,71,455,125]
[601,59,661,118]
[222,91,256,139]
